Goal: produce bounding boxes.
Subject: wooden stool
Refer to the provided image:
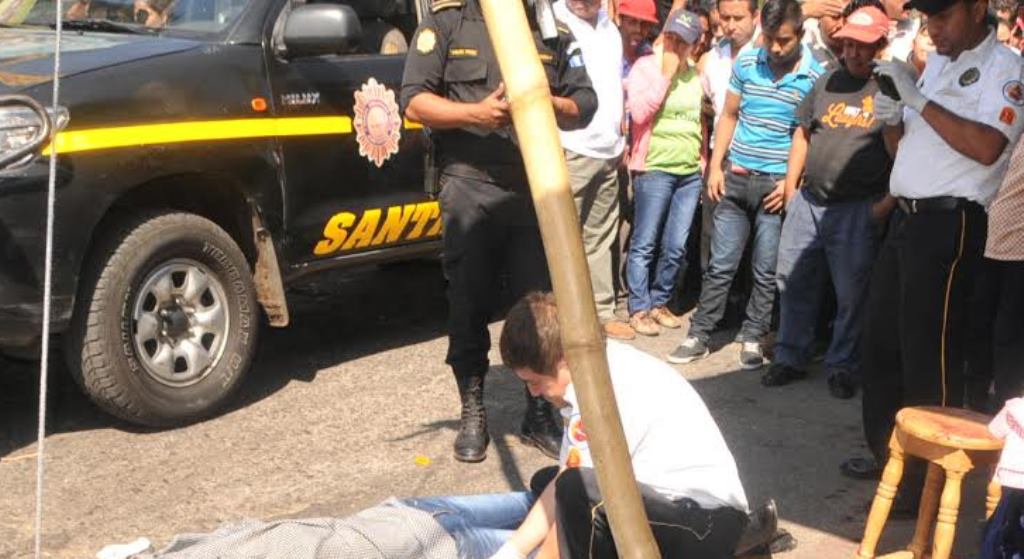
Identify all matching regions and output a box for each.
[855,407,1004,559]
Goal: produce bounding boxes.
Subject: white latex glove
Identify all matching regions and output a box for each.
[874,60,927,112]
[489,542,526,559]
[872,91,904,126]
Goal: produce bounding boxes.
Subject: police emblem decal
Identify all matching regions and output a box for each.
[353,78,402,168]
[416,28,436,54]
[958,67,980,87]
[1003,80,1024,106]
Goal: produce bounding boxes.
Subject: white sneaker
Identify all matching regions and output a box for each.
[739,342,765,370]
[666,336,710,364]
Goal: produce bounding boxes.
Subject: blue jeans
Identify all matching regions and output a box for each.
[774,189,878,375]
[688,169,782,343]
[402,492,535,559]
[627,170,702,313]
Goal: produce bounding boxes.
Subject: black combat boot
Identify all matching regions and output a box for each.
[520,388,562,460]
[454,375,489,463]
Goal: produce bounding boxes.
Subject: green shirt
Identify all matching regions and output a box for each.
[645,67,703,176]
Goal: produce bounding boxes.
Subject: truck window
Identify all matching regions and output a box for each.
[297,0,415,55]
[1,0,252,34]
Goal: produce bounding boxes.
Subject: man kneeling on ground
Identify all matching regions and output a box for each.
[490,292,750,558]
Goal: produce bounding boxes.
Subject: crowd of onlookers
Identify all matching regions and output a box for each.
[558,0,1024,516]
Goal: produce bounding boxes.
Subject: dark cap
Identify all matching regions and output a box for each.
[902,0,953,15]
[663,8,704,44]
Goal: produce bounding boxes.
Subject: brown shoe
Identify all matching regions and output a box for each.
[650,306,682,329]
[602,320,636,340]
[629,312,660,336]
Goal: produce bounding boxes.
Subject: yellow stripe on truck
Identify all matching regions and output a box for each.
[44,116,353,155]
[43,116,425,155]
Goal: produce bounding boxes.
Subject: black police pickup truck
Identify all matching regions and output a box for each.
[0,0,442,425]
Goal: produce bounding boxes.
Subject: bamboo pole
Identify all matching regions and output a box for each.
[477,2,660,557]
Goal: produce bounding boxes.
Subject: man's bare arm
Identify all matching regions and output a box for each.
[505,473,560,556]
[406,86,510,130]
[882,122,903,158]
[919,102,1008,165]
[552,96,581,129]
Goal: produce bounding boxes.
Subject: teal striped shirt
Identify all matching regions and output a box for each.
[728,44,823,174]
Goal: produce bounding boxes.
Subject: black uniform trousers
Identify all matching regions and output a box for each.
[439,168,551,380]
[861,202,987,464]
[555,467,747,559]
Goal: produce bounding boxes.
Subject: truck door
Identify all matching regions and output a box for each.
[267,0,437,272]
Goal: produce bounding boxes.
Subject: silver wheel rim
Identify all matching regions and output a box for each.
[131,259,230,387]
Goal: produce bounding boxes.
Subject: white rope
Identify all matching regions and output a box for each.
[34,0,64,555]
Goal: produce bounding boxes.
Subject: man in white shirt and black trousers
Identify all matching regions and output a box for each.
[490,292,750,558]
[841,0,1024,494]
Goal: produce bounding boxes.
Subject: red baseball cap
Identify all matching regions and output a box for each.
[834,6,891,44]
[618,0,658,23]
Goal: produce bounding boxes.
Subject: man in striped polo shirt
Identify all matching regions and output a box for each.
[669,0,823,369]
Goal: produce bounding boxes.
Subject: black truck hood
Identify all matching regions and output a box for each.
[0,27,202,92]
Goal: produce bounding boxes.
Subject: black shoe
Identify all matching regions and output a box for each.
[828,370,857,399]
[454,376,489,463]
[840,456,882,480]
[761,363,807,387]
[735,500,779,556]
[521,390,562,460]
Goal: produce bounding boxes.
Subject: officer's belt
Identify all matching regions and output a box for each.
[896,196,978,214]
[442,161,529,186]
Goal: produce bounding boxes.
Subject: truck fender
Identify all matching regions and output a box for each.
[250,206,290,327]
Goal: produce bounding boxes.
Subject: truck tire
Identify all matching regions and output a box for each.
[67,212,259,427]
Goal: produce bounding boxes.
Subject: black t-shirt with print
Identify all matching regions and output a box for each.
[797,67,893,202]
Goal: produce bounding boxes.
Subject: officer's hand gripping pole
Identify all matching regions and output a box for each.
[478,1,660,557]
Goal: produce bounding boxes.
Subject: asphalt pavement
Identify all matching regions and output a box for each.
[0,261,991,558]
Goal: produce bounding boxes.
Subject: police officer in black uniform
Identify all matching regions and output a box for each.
[400,0,597,463]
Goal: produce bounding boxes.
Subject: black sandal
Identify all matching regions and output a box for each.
[840,457,882,480]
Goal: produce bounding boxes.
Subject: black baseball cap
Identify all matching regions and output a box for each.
[902,0,955,15]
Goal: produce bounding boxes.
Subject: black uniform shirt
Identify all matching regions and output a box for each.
[400,0,598,170]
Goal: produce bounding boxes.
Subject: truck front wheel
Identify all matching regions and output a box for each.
[67,212,259,427]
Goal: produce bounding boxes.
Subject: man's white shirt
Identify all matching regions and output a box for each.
[702,34,758,141]
[890,31,1024,206]
[558,341,750,512]
[553,1,626,159]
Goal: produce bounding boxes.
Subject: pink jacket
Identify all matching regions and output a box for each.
[989,398,1024,490]
[625,53,672,173]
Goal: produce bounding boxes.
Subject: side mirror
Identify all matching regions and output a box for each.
[282,3,362,58]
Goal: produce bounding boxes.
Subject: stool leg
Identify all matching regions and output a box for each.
[930,469,965,559]
[907,463,943,559]
[987,479,1002,520]
[857,445,906,559]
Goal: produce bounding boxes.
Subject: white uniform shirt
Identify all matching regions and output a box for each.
[558,341,750,512]
[553,1,626,159]
[890,31,1024,206]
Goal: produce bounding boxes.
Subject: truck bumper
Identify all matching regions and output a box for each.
[0,162,74,351]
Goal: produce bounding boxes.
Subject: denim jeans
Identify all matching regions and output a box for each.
[774,189,878,375]
[627,170,702,313]
[402,492,535,559]
[688,169,782,343]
